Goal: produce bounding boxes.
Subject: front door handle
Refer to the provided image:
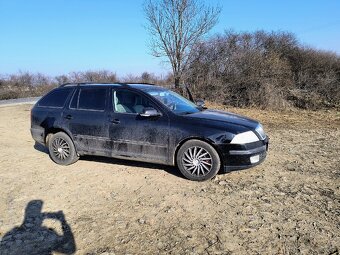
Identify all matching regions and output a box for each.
[64,114,73,120]
[110,118,120,124]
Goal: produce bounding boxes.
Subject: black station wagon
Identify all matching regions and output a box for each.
[31,83,268,181]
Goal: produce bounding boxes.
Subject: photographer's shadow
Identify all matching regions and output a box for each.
[0,200,76,255]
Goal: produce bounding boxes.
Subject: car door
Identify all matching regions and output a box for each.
[62,86,110,155]
[107,88,170,164]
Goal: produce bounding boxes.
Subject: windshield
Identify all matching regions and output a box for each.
[147,89,201,115]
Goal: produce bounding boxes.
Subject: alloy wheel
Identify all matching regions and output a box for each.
[182,146,213,177]
[51,137,70,160]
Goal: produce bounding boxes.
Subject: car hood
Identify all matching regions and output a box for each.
[187,109,259,129]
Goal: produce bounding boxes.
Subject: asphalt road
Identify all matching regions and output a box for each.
[0,97,40,107]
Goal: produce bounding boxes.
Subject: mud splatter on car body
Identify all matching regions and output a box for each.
[31,83,269,180]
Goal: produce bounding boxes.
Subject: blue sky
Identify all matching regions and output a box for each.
[1,0,339,77]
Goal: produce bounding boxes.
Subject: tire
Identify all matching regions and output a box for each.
[176,139,221,181]
[48,132,79,165]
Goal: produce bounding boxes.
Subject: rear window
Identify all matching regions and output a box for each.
[38,88,73,108]
[78,87,106,111]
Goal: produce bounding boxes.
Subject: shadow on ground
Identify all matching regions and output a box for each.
[82,155,185,179]
[34,142,48,154]
[0,200,76,255]
[33,142,185,179]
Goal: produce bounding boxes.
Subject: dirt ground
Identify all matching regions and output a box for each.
[0,104,339,255]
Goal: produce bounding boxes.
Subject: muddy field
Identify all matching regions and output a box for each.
[0,104,339,255]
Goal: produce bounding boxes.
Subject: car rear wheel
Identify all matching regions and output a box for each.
[48,132,79,165]
[177,139,221,181]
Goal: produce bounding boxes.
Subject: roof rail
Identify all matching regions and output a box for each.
[59,82,156,87]
[121,82,156,85]
[59,83,78,87]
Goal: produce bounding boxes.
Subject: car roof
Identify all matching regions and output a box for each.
[59,82,167,91]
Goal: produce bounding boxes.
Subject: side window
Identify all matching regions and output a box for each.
[78,88,106,111]
[113,90,155,114]
[38,88,73,108]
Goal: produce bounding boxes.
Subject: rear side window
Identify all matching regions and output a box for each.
[38,88,73,108]
[78,87,106,111]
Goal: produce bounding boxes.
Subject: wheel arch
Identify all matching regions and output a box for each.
[44,127,74,146]
[172,137,224,167]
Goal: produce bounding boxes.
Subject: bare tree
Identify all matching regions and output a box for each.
[144,0,221,87]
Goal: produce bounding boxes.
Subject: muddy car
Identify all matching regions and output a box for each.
[30,83,268,181]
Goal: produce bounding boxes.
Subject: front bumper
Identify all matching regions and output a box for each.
[217,137,269,172]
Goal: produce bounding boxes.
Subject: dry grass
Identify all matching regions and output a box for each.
[0,104,339,254]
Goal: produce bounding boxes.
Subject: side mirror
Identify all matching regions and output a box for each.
[139,107,161,117]
[195,99,205,108]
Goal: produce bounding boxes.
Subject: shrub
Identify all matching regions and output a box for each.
[184,30,340,109]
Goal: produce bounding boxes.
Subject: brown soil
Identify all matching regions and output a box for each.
[0,104,339,254]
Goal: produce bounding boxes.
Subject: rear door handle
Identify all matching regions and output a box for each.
[64,114,73,120]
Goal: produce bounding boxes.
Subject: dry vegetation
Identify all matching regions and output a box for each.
[1,31,339,110]
[0,103,339,254]
[0,70,172,101]
[185,31,340,109]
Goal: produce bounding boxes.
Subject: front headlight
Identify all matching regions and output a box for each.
[255,124,266,140]
[230,131,259,144]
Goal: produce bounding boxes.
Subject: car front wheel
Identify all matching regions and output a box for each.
[177,139,221,181]
[48,132,79,165]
